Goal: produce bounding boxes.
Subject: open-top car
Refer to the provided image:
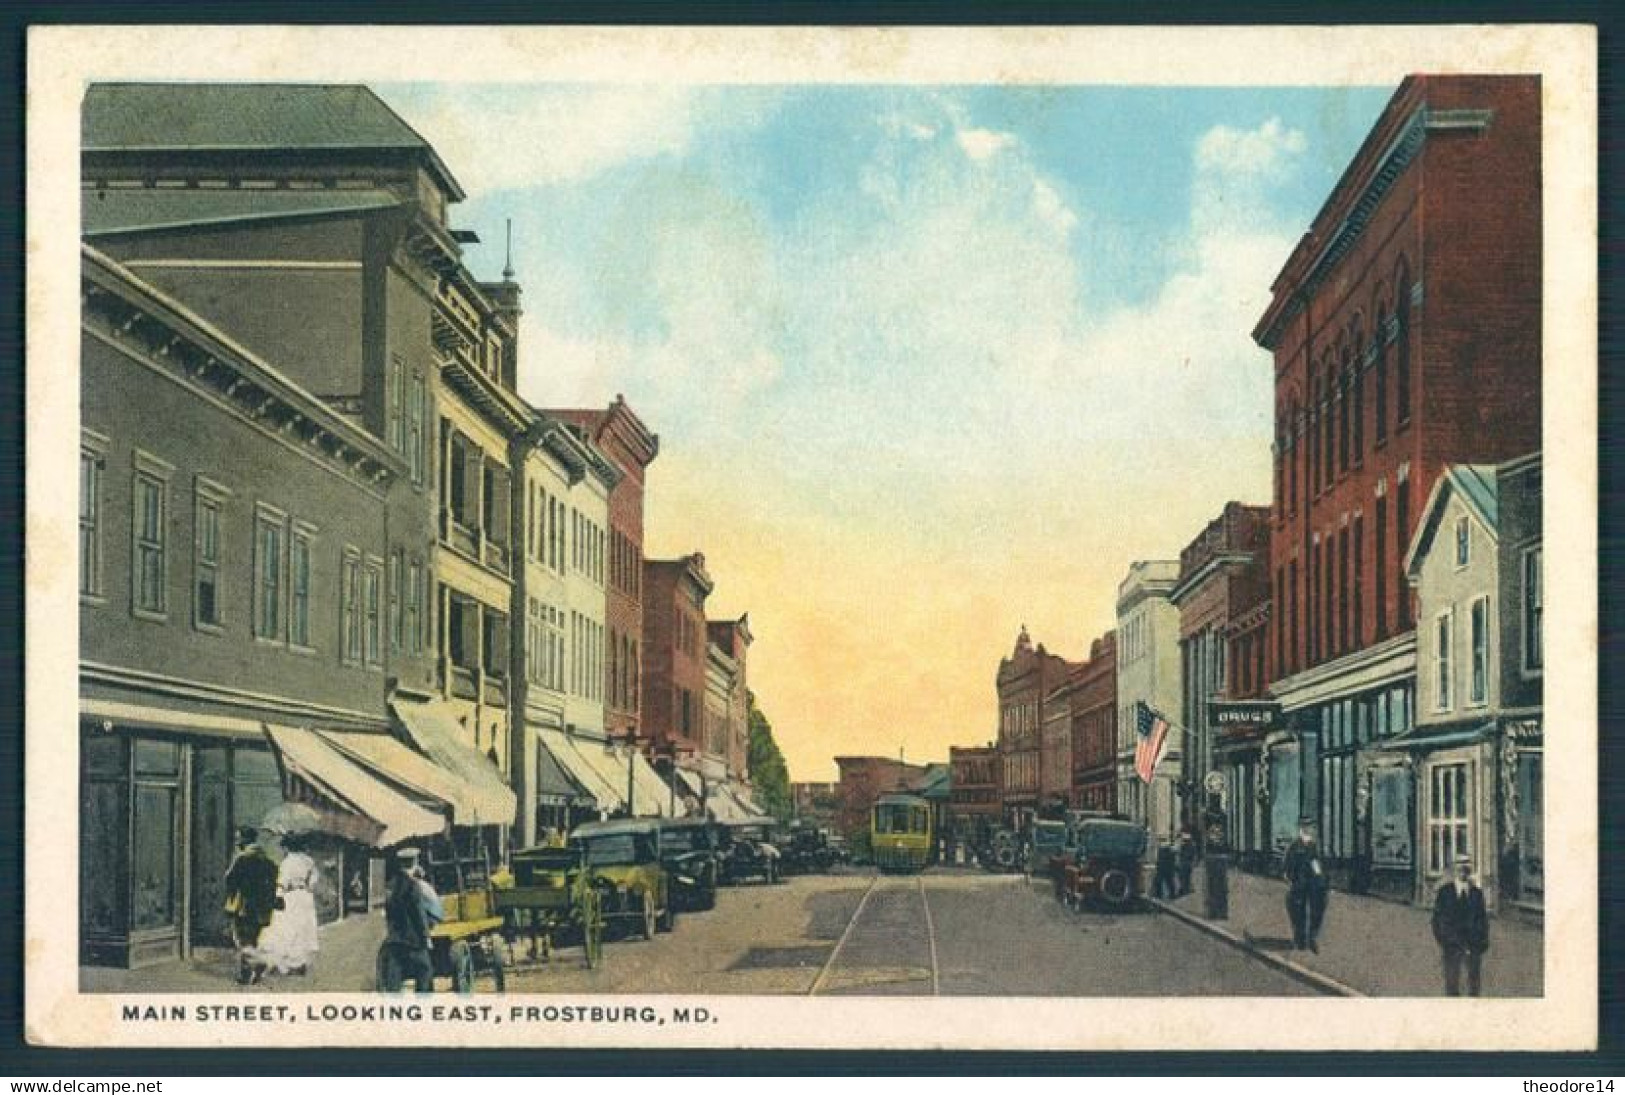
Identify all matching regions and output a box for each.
[569,819,675,938]
[717,818,782,885]
[654,817,722,911]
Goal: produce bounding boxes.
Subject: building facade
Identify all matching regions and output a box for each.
[1254,75,1542,888]
[832,756,930,842]
[708,617,755,784]
[1397,455,1542,913]
[1115,561,1183,842]
[1170,503,1270,837]
[1071,631,1118,813]
[642,554,715,779]
[947,745,1000,849]
[995,626,1074,827]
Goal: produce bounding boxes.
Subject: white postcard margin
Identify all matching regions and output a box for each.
[24,23,1599,1051]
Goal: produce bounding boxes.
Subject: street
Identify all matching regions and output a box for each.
[504,868,1313,997]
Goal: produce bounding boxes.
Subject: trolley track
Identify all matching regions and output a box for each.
[809,872,940,996]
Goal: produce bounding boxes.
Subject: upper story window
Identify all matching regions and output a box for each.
[364,557,384,668]
[194,479,231,632]
[1433,608,1454,712]
[1454,515,1471,568]
[387,354,406,453]
[1523,546,1543,672]
[1468,596,1490,706]
[407,372,427,485]
[1396,271,1414,426]
[290,526,314,649]
[1374,308,1390,443]
[80,433,108,600]
[341,549,362,665]
[132,452,174,621]
[254,506,285,641]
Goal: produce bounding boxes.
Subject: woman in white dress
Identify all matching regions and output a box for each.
[258,834,320,976]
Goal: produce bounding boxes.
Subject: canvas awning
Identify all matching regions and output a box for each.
[389,699,517,827]
[1375,721,1497,753]
[532,730,596,808]
[318,729,476,814]
[263,724,446,848]
[81,696,266,741]
[537,728,624,814]
[704,785,753,822]
[627,751,673,818]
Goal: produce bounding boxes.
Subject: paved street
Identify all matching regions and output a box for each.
[84,868,1311,996]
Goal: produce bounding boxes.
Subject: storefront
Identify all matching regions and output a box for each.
[1503,718,1543,910]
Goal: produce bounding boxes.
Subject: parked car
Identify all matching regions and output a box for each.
[1027,819,1071,878]
[717,819,783,884]
[654,817,722,911]
[569,819,675,938]
[780,822,837,875]
[1059,818,1149,911]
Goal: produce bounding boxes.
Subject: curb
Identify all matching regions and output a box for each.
[1150,898,1364,997]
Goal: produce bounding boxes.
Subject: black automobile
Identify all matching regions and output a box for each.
[780,822,837,875]
[654,817,722,911]
[717,819,782,885]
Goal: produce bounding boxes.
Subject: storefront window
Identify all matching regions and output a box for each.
[1370,765,1413,867]
[1516,752,1544,903]
[81,778,127,936]
[134,738,181,777]
[1427,762,1471,874]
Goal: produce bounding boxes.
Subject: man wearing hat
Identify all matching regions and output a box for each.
[1282,820,1329,952]
[378,846,443,993]
[222,826,279,985]
[1431,853,1491,995]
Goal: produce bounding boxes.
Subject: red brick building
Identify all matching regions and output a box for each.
[549,398,659,749]
[1071,631,1117,813]
[833,756,929,840]
[1170,502,1270,830]
[948,744,1000,847]
[996,626,1075,825]
[1253,75,1542,885]
[641,553,713,761]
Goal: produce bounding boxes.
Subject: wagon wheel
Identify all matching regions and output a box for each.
[449,940,476,994]
[485,935,507,994]
[580,889,604,969]
[1098,868,1133,908]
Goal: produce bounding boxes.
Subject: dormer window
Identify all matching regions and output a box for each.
[1454,515,1470,567]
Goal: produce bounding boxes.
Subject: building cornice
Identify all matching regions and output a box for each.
[1169,551,1256,607]
[1254,105,1494,351]
[82,244,404,494]
[81,660,386,730]
[1269,631,1418,712]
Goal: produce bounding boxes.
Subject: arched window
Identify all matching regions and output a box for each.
[1395,261,1413,425]
[1290,396,1302,513]
[1374,304,1390,442]
[1337,337,1352,475]
[1351,319,1365,464]
[1320,354,1336,490]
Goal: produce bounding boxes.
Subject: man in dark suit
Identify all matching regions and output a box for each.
[1282,821,1329,951]
[1432,853,1491,995]
[222,826,278,985]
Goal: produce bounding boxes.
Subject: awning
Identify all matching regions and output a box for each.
[81,696,266,741]
[704,785,753,822]
[389,700,517,827]
[627,752,673,818]
[569,734,645,814]
[532,731,596,808]
[726,784,769,819]
[318,730,475,813]
[263,724,446,848]
[674,766,705,799]
[538,728,623,814]
[1375,721,1498,753]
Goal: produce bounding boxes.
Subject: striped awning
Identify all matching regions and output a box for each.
[390,699,517,827]
[263,724,446,848]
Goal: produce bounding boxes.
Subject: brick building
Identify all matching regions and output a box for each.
[1253,75,1542,886]
[1170,503,1270,834]
[832,756,929,841]
[1071,631,1117,813]
[641,553,714,771]
[948,744,1000,848]
[996,626,1075,827]
[1214,547,1274,868]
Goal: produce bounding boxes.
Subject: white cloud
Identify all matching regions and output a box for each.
[1196,116,1308,181]
[1031,178,1079,237]
[955,127,1017,162]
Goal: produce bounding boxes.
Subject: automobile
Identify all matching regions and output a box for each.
[977,827,1024,873]
[1059,818,1150,911]
[654,817,722,911]
[716,818,783,884]
[1027,819,1071,878]
[780,822,837,875]
[825,833,852,866]
[569,819,675,938]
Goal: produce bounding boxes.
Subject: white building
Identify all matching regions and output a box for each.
[1115,560,1184,842]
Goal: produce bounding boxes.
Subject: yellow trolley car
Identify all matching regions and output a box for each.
[871,793,933,873]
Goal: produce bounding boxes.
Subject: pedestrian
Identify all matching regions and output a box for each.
[1176,829,1197,897]
[377,846,443,994]
[257,833,320,976]
[1282,821,1329,952]
[222,826,279,985]
[1152,838,1178,899]
[1431,853,1490,996]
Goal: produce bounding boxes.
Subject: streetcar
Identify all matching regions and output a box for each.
[870,793,933,873]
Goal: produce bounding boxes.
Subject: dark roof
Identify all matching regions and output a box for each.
[82,187,402,236]
[83,83,464,200]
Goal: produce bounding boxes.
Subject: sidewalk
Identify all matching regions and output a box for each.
[81,910,386,994]
[1154,866,1543,997]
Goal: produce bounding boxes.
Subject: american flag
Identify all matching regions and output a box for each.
[1134,703,1171,785]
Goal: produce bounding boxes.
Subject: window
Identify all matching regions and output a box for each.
[1523,547,1543,671]
[1337,362,1350,475]
[290,530,312,648]
[1351,332,1365,463]
[1433,609,1454,711]
[1375,495,1388,640]
[1427,763,1471,874]
[341,550,362,664]
[405,559,423,655]
[254,509,284,640]
[407,372,427,485]
[1352,514,1364,650]
[1396,478,1412,629]
[80,438,106,598]
[1469,596,1490,705]
[1396,273,1413,425]
[133,465,170,618]
[194,484,224,630]
[1454,515,1470,567]
[389,550,404,653]
[364,558,383,667]
[1338,525,1350,656]
[388,354,406,453]
[1374,309,1390,442]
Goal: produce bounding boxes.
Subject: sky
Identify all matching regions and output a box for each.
[377,82,1395,782]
